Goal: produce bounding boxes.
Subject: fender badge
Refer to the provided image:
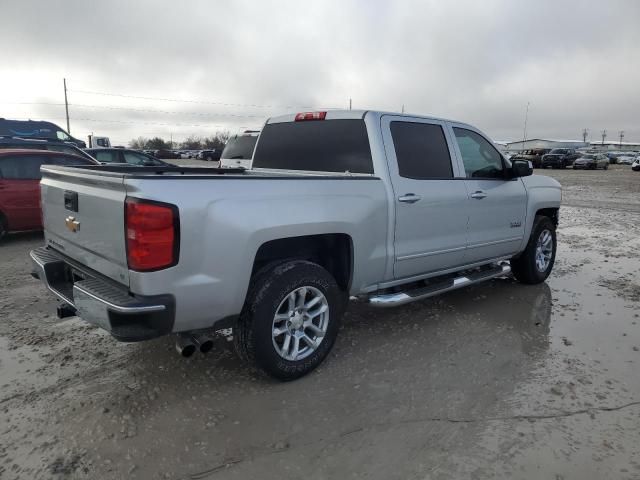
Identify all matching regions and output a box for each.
[65,216,80,233]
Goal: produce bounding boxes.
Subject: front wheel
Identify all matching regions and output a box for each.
[604,164,608,170]
[234,260,344,380]
[511,216,557,284]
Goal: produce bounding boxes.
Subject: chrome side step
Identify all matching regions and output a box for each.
[368,263,511,308]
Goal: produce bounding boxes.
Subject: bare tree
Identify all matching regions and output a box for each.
[181,135,204,150]
[129,136,148,149]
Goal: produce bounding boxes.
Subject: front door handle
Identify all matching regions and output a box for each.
[398,194,422,204]
[470,191,487,200]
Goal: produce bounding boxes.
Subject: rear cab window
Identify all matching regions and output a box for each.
[252,120,373,174]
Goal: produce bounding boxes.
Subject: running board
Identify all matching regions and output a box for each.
[368,264,511,307]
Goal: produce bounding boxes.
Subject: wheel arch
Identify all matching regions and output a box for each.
[251,233,354,292]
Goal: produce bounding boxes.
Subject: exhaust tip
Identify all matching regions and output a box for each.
[176,335,197,358]
[191,334,214,354]
[198,339,214,354]
[178,344,196,357]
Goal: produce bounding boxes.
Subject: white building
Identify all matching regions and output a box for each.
[504,139,588,152]
[588,140,640,152]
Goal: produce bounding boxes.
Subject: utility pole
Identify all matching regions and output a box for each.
[401,104,405,113]
[582,128,588,143]
[349,98,352,110]
[619,130,624,148]
[601,129,607,145]
[521,101,530,150]
[63,78,70,134]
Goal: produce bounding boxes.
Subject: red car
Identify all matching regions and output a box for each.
[0,149,97,239]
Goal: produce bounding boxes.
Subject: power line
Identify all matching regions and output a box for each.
[10,116,254,130]
[0,101,266,119]
[68,88,333,110]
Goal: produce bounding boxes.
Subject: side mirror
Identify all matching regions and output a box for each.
[511,159,533,177]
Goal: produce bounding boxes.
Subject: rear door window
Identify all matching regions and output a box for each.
[93,151,120,163]
[390,121,453,179]
[252,120,373,173]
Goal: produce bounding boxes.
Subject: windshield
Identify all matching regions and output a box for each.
[582,154,596,159]
[221,135,258,160]
[56,130,71,141]
[550,149,568,154]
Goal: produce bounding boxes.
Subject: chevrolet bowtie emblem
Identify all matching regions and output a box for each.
[65,216,80,233]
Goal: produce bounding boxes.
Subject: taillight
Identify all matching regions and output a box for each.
[294,111,327,121]
[125,198,179,271]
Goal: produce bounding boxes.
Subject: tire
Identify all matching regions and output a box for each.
[234,260,344,380]
[206,156,213,161]
[0,214,7,242]
[511,216,557,285]
[604,164,608,170]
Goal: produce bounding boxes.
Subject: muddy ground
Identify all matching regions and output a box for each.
[1,165,639,479]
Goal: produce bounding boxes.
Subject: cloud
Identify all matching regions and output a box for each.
[1,0,639,144]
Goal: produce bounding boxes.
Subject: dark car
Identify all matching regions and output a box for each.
[84,148,170,166]
[511,148,551,168]
[197,149,223,161]
[154,149,180,159]
[573,153,609,170]
[541,148,580,169]
[0,149,97,239]
[0,119,86,148]
[0,137,96,161]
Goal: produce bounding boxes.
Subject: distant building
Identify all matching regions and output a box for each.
[588,140,640,152]
[505,139,588,152]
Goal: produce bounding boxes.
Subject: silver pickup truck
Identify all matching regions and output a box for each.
[31,110,561,380]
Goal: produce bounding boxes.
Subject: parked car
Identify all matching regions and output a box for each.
[573,153,609,170]
[220,131,260,169]
[617,154,637,165]
[0,149,97,239]
[541,148,580,169]
[154,149,180,159]
[197,149,222,162]
[30,109,561,380]
[511,149,551,168]
[604,152,625,164]
[0,118,86,148]
[85,148,170,166]
[0,137,96,161]
[179,151,199,159]
[632,157,640,171]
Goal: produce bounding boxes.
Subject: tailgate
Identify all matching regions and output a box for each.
[40,166,130,286]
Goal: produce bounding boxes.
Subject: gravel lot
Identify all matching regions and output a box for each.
[1,164,639,479]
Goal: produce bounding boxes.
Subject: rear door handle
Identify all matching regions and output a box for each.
[470,191,487,200]
[398,194,422,204]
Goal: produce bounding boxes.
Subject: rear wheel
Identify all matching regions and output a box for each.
[511,216,557,285]
[234,260,344,380]
[604,163,608,170]
[0,214,7,242]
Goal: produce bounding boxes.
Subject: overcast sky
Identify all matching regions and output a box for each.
[1,0,639,145]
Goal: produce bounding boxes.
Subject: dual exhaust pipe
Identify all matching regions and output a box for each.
[175,333,215,358]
